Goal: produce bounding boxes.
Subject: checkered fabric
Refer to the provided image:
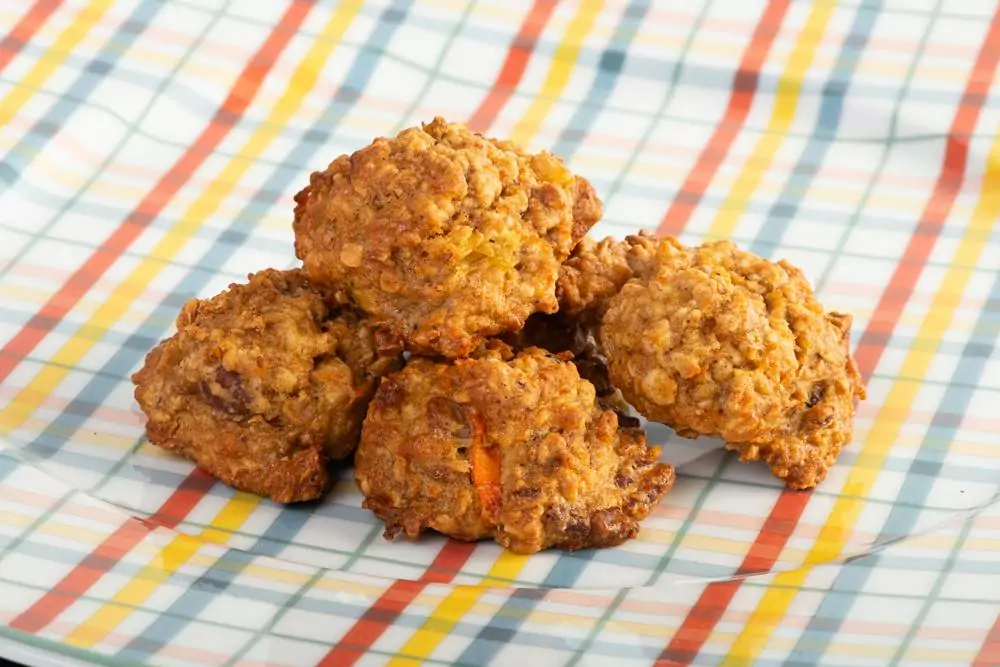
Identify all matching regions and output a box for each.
[1,0,999,665]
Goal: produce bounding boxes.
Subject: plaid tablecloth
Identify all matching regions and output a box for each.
[1,1,999,665]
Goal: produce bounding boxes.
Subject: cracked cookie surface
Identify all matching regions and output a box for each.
[556,231,666,318]
[601,239,865,489]
[293,117,602,358]
[355,346,674,553]
[132,269,401,502]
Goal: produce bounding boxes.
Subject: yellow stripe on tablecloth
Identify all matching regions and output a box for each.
[508,0,606,147]
[63,492,257,648]
[3,1,364,648]
[0,0,359,436]
[0,0,116,127]
[386,2,609,664]
[705,0,837,241]
[721,127,1000,665]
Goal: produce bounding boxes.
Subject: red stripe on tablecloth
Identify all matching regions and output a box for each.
[0,0,314,385]
[317,541,477,667]
[9,470,214,633]
[853,15,1000,378]
[315,5,564,661]
[656,10,1000,664]
[0,0,63,72]
[3,0,315,633]
[655,492,811,665]
[468,0,557,133]
[973,614,1000,667]
[656,0,791,237]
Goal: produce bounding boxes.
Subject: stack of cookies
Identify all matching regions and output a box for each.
[133,118,863,554]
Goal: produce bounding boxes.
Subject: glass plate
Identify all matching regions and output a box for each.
[2,1,999,665]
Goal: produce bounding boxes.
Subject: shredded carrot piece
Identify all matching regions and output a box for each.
[466,408,500,525]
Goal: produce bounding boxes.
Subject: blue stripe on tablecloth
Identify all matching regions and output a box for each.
[20,1,406,469]
[749,1,881,258]
[15,7,227,465]
[0,2,163,189]
[549,0,650,160]
[718,9,887,659]
[456,2,651,663]
[786,239,1000,663]
[114,513,311,661]
[105,6,415,661]
[0,0,165,283]
[0,451,22,485]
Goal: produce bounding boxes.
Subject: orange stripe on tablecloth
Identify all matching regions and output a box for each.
[0,0,313,385]
[853,109,999,373]
[3,0,314,633]
[648,7,796,659]
[655,492,811,665]
[656,0,792,237]
[9,470,214,633]
[0,0,62,72]
[468,0,557,133]
[317,541,477,667]
[656,11,1000,664]
[974,615,1000,667]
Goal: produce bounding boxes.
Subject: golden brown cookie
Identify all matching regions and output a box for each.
[727,283,866,490]
[292,118,602,358]
[501,232,665,417]
[354,346,674,553]
[556,231,666,317]
[132,269,401,502]
[601,240,865,489]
